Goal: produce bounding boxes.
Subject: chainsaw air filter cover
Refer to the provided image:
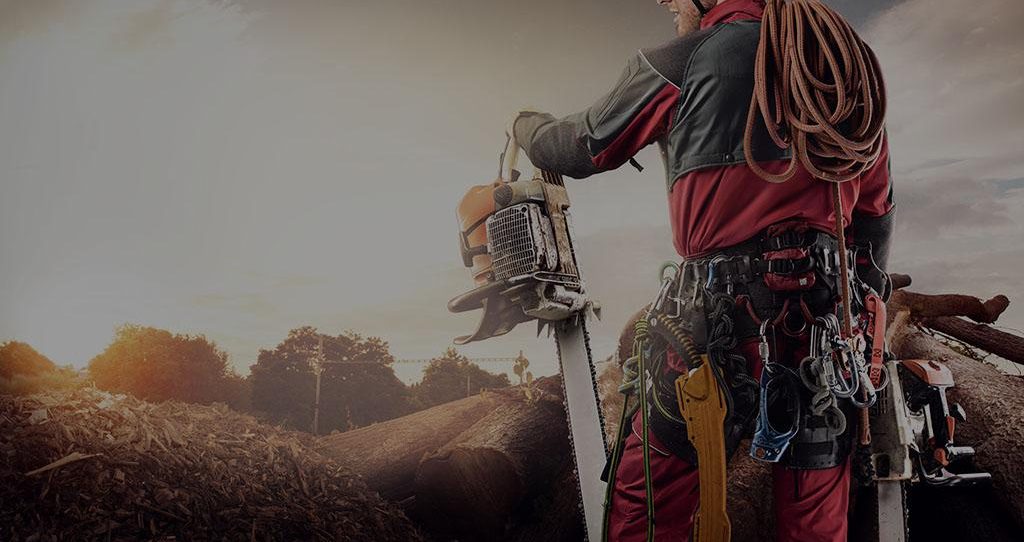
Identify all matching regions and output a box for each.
[486,203,559,281]
[450,172,592,344]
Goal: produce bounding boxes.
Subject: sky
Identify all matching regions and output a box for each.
[1,0,1021,384]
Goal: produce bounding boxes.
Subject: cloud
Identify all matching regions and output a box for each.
[863,0,1024,331]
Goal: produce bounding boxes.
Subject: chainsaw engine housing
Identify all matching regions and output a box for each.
[449,172,593,344]
[487,203,559,281]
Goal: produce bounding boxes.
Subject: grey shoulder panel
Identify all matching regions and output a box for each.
[584,53,674,156]
[640,26,726,88]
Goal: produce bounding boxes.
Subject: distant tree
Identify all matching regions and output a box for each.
[410,347,511,409]
[0,341,57,378]
[249,327,412,434]
[0,341,82,396]
[87,324,246,408]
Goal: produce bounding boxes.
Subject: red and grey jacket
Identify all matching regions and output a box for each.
[513,0,894,263]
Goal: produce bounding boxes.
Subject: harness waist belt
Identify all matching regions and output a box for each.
[683,231,849,290]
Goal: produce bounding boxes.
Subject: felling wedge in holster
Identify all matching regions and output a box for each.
[675,355,731,542]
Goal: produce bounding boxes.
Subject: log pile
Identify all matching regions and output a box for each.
[4,276,1019,541]
[0,388,422,541]
[310,275,1024,541]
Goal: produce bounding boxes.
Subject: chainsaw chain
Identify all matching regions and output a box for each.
[555,206,608,534]
[554,316,608,533]
[903,479,911,542]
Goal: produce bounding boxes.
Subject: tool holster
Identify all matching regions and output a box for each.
[676,356,731,542]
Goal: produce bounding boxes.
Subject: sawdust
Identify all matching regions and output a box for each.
[1,388,423,541]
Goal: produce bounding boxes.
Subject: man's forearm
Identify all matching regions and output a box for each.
[510,53,678,180]
[513,111,601,179]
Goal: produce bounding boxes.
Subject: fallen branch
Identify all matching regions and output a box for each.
[890,290,1010,323]
[921,316,1024,366]
[889,273,912,291]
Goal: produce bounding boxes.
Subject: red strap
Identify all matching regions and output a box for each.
[864,293,887,387]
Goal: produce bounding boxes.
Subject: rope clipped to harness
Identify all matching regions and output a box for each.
[743,0,887,184]
[744,0,888,448]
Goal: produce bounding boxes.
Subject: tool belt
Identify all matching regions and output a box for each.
[648,222,858,469]
[690,225,849,296]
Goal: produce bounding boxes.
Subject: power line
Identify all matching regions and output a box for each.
[303,348,528,434]
[308,357,521,366]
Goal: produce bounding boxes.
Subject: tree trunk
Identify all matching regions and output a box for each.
[411,377,571,540]
[888,319,1024,531]
[727,450,775,541]
[921,316,1024,366]
[316,391,510,500]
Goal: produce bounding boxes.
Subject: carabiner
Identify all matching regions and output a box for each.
[750,364,801,463]
[704,255,729,292]
[653,261,682,317]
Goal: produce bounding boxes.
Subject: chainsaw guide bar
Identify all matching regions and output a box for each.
[450,135,608,540]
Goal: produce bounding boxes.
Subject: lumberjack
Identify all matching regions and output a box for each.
[508,1,895,540]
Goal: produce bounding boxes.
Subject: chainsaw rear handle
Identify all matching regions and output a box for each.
[501,131,522,183]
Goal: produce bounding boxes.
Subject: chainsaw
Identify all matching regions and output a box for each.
[868,355,991,540]
[448,134,607,540]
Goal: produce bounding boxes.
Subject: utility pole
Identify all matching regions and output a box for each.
[303,348,523,434]
[309,337,326,435]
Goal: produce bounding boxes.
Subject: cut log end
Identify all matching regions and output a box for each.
[414,447,524,538]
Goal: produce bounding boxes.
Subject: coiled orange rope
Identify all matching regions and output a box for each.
[743,0,887,185]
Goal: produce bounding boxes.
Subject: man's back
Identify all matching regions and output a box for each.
[515,0,893,259]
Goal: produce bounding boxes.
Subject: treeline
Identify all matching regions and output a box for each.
[0,325,511,434]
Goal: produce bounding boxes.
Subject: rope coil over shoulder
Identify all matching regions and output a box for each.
[743,0,887,185]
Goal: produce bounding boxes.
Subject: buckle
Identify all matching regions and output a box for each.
[765,231,808,251]
[705,255,753,290]
[766,258,814,275]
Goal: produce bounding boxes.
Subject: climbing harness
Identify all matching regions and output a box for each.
[742,0,890,463]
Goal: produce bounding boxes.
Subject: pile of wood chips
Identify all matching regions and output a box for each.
[0,388,422,541]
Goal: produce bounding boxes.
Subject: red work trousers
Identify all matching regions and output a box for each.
[606,338,852,542]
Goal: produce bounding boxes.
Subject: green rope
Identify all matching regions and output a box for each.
[602,316,656,542]
[601,382,635,541]
[635,318,656,542]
